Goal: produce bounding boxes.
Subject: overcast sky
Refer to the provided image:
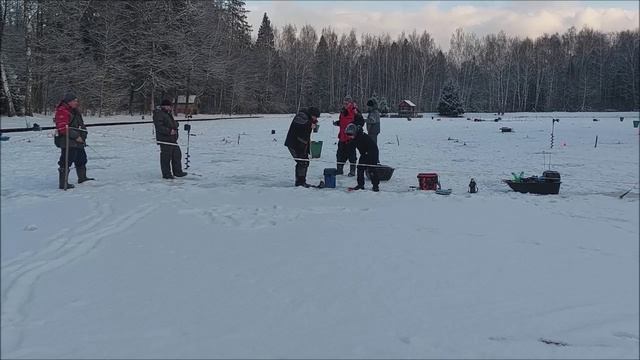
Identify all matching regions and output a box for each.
[244,1,639,49]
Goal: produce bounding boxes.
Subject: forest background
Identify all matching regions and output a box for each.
[1,0,638,117]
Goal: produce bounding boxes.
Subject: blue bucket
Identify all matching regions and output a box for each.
[323,168,337,188]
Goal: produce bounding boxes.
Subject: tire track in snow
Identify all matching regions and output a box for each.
[1,198,107,276]
[1,202,157,354]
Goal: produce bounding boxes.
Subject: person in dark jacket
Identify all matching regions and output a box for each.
[333,95,358,176]
[153,99,187,179]
[284,106,321,187]
[344,123,380,192]
[54,93,94,189]
[365,99,381,144]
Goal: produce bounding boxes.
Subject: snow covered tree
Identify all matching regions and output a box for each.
[378,96,389,114]
[438,82,464,116]
[254,12,277,112]
[314,35,330,112]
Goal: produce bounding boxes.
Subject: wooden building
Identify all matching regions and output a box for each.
[175,95,199,115]
[398,100,417,117]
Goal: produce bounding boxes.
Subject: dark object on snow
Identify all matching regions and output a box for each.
[500,127,512,132]
[183,123,191,131]
[323,168,337,188]
[620,116,624,122]
[0,136,10,141]
[435,188,451,195]
[504,170,561,195]
[469,178,477,193]
[539,338,568,347]
[593,118,599,122]
[271,129,276,134]
[494,117,501,122]
[365,165,394,181]
[417,173,439,190]
[32,123,41,131]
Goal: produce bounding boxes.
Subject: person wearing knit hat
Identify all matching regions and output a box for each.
[284,106,321,187]
[53,93,94,189]
[153,99,187,179]
[344,123,380,192]
[62,93,78,104]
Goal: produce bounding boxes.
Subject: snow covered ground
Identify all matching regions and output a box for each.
[1,111,639,358]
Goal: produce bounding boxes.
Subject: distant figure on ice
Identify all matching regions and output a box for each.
[333,95,358,176]
[344,123,380,192]
[284,106,321,187]
[365,98,381,144]
[153,99,187,179]
[54,93,94,189]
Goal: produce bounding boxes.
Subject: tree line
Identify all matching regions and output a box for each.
[1,0,638,117]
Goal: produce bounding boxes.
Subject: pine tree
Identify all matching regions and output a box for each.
[314,35,330,112]
[255,13,274,50]
[224,0,251,48]
[438,82,465,116]
[254,13,276,112]
[378,96,389,114]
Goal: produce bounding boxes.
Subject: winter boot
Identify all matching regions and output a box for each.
[58,168,75,190]
[350,184,365,190]
[370,170,380,192]
[174,172,188,177]
[347,164,356,177]
[76,166,95,183]
[296,176,310,188]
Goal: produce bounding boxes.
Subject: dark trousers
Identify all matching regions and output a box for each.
[58,147,87,169]
[160,143,183,177]
[357,155,380,188]
[288,147,309,180]
[336,141,356,171]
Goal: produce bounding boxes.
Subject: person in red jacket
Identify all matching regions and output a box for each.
[333,95,358,176]
[54,93,94,189]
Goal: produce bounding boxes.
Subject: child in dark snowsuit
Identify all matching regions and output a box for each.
[344,123,380,192]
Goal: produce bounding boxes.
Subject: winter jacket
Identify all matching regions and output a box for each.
[352,128,379,164]
[54,102,87,148]
[353,111,365,127]
[153,108,179,143]
[336,102,357,143]
[284,109,316,154]
[366,108,381,135]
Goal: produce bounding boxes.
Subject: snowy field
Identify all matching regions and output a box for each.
[1,111,639,358]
